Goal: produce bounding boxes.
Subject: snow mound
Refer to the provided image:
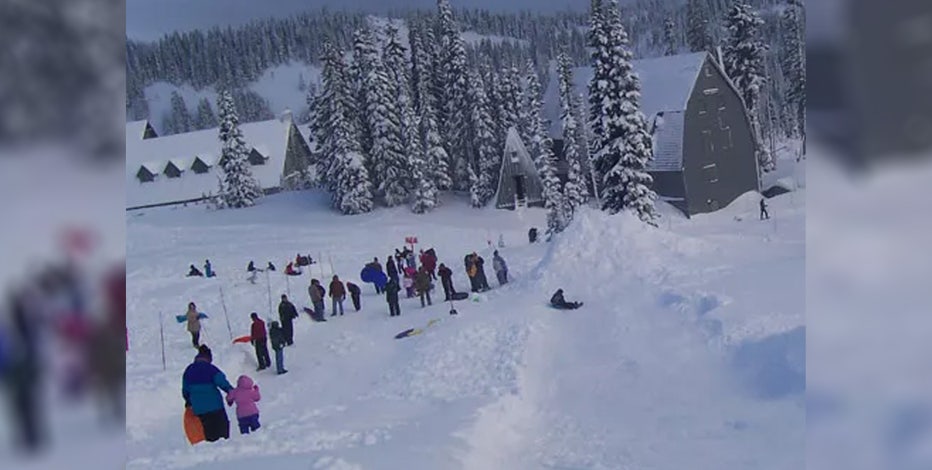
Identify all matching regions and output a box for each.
[529,207,711,294]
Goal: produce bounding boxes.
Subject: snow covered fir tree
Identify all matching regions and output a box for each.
[215,90,263,209]
[127,0,805,224]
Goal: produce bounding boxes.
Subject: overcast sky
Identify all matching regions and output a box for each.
[126,0,590,40]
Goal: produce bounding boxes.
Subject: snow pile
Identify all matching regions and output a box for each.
[530,207,710,293]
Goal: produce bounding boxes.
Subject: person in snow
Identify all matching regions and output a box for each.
[250,313,271,371]
[498,234,505,248]
[438,263,456,301]
[277,294,298,346]
[266,261,276,271]
[550,289,583,310]
[472,253,491,292]
[464,254,478,292]
[406,250,417,270]
[402,268,415,298]
[247,261,261,272]
[386,255,399,285]
[492,251,508,286]
[346,282,362,311]
[187,264,204,277]
[185,302,202,348]
[226,374,261,434]
[285,262,302,276]
[420,249,437,280]
[384,278,401,317]
[328,275,346,317]
[204,260,215,278]
[366,258,384,294]
[415,266,432,307]
[3,292,45,452]
[182,345,234,442]
[268,321,288,374]
[760,198,770,220]
[308,279,325,318]
[528,228,538,244]
[86,320,125,424]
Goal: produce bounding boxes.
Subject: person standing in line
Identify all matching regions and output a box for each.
[438,263,455,301]
[308,279,325,319]
[386,255,399,285]
[384,278,401,317]
[492,250,509,286]
[760,198,770,220]
[346,282,362,311]
[415,266,432,307]
[268,322,288,374]
[329,275,346,317]
[277,295,298,346]
[250,313,271,371]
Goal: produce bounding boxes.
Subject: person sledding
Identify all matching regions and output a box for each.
[284,262,302,276]
[550,289,583,310]
[266,261,276,271]
[187,264,203,277]
[246,261,261,284]
[247,261,263,273]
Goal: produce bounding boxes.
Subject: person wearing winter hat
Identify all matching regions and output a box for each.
[226,375,262,434]
[268,321,288,375]
[182,345,234,442]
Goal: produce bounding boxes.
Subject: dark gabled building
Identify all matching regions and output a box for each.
[544,51,760,217]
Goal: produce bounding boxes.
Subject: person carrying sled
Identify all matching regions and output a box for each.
[329,275,346,317]
[384,278,401,317]
[346,282,362,311]
[182,345,234,442]
[550,289,583,310]
[277,295,298,346]
[268,322,287,374]
[493,250,508,286]
[185,302,202,348]
[415,266,432,308]
[226,374,262,434]
[438,263,456,301]
[366,258,384,294]
[187,264,204,277]
[249,313,271,371]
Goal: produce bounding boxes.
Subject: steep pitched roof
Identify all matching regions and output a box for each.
[126,118,306,208]
[543,51,709,172]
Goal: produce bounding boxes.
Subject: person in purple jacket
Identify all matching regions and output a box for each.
[182,345,234,442]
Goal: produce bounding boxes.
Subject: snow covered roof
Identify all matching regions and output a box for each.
[544,52,708,172]
[126,118,305,208]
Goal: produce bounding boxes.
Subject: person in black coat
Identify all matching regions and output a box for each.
[268,322,288,375]
[550,289,582,310]
[347,282,362,311]
[187,265,203,277]
[384,278,401,317]
[386,256,399,284]
[474,254,490,292]
[277,294,298,346]
[438,263,455,301]
[266,261,276,271]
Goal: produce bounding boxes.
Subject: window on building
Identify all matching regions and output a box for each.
[191,157,210,174]
[698,100,708,115]
[248,149,267,165]
[702,163,719,184]
[164,163,182,178]
[136,167,155,183]
[702,130,714,156]
[723,128,733,150]
[704,64,712,77]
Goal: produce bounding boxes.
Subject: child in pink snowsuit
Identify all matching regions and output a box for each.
[226,375,261,434]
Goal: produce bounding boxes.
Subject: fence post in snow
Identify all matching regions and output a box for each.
[219,285,233,342]
[158,311,166,371]
[265,270,273,321]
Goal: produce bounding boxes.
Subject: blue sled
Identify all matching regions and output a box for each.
[176,312,208,323]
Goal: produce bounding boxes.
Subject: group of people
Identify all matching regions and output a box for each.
[182,345,264,442]
[187,259,216,278]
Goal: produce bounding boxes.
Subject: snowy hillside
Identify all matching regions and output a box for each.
[126,168,804,469]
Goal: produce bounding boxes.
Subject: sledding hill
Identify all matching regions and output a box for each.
[126,185,804,469]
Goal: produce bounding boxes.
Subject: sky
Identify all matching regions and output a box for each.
[126,0,590,41]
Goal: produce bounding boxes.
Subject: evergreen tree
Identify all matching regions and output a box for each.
[557,52,588,214]
[314,43,360,208]
[663,16,678,56]
[195,97,218,129]
[410,117,439,214]
[723,2,774,172]
[686,0,712,53]
[588,0,658,223]
[351,26,378,167]
[216,90,263,209]
[423,110,453,191]
[781,0,805,151]
[496,66,522,152]
[169,91,192,134]
[338,152,374,215]
[467,69,499,207]
[378,24,412,207]
[435,0,471,190]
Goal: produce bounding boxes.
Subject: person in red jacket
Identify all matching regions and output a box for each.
[249,313,271,371]
[328,275,346,317]
[419,249,437,280]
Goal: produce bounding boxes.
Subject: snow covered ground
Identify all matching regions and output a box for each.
[126,161,804,469]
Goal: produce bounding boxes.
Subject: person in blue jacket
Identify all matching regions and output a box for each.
[182,345,233,442]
